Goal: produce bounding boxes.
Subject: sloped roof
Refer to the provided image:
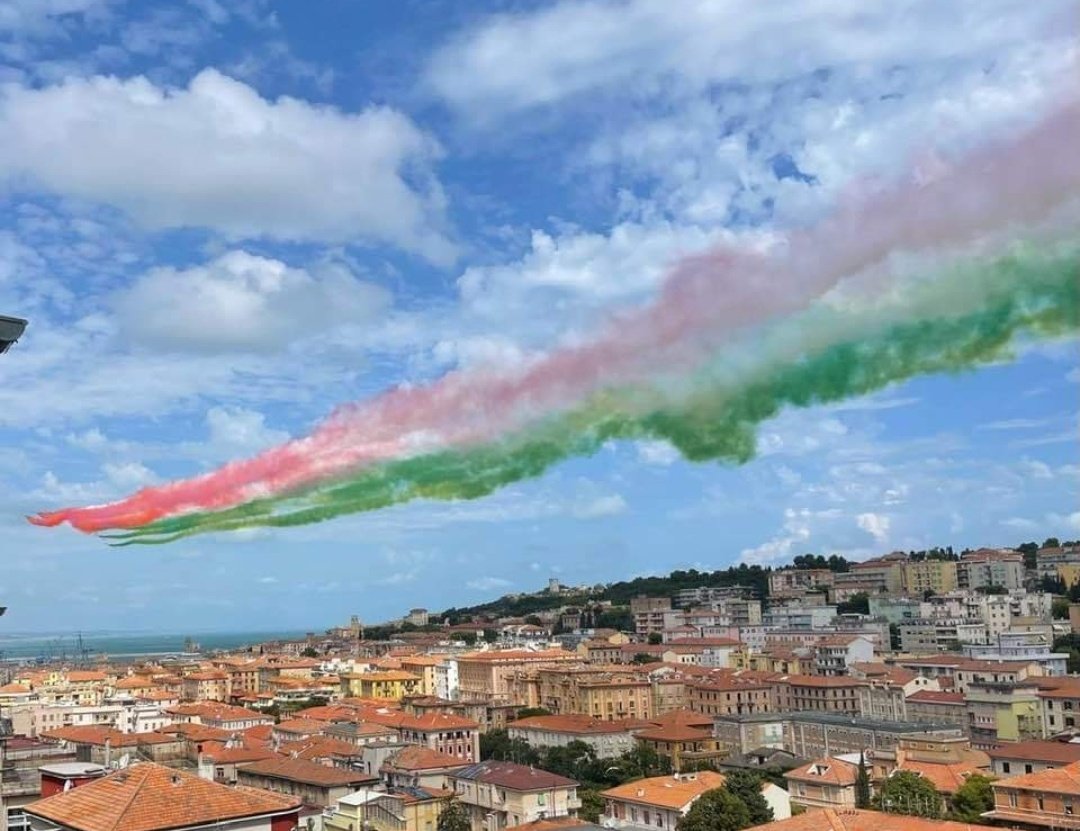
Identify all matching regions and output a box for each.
[785,757,859,786]
[601,772,727,809]
[452,760,576,791]
[25,762,298,831]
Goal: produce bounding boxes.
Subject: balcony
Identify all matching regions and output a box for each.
[983,807,1080,829]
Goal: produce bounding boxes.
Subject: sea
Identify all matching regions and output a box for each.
[0,629,311,663]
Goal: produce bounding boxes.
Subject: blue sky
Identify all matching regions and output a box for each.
[0,0,1077,633]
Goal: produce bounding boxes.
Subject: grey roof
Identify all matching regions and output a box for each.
[714,710,962,733]
[452,760,576,790]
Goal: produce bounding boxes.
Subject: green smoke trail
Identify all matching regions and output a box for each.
[106,244,1079,545]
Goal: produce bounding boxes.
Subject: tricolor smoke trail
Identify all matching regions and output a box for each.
[30,102,1080,544]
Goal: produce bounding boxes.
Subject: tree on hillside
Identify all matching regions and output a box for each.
[437,800,471,831]
[648,631,664,645]
[723,770,773,826]
[874,771,942,818]
[855,754,871,809]
[677,788,752,831]
[515,707,552,718]
[948,774,994,822]
[1053,597,1070,620]
[837,593,870,615]
[1045,537,1062,549]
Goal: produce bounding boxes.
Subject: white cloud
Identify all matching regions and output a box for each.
[636,440,680,467]
[1019,459,1055,480]
[0,0,111,33]
[427,1,1068,118]
[573,493,627,520]
[856,511,891,543]
[0,69,454,260]
[466,576,512,592]
[116,250,388,353]
[1001,516,1039,531]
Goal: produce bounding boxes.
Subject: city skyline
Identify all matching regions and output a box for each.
[0,1,1077,630]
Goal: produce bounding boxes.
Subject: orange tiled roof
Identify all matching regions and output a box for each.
[991,760,1080,794]
[907,690,965,704]
[383,745,469,771]
[510,714,639,734]
[239,755,377,787]
[0,683,31,694]
[279,735,361,761]
[986,741,1080,765]
[763,808,990,831]
[25,762,298,831]
[601,772,727,809]
[786,757,858,786]
[900,760,986,795]
[273,718,326,734]
[636,725,714,743]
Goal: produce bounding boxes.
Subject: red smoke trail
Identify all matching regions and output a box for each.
[29,102,1080,534]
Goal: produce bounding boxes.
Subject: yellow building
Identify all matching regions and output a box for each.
[341,670,422,700]
[325,787,448,831]
[1057,564,1080,589]
[537,667,653,720]
[901,560,958,596]
[400,655,443,697]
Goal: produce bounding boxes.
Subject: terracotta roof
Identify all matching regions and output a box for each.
[786,757,858,786]
[239,755,378,787]
[987,742,1080,765]
[273,718,326,734]
[372,711,480,731]
[991,761,1080,795]
[279,735,361,761]
[383,746,468,771]
[157,722,233,741]
[780,674,866,688]
[452,760,577,790]
[41,727,179,747]
[0,683,31,694]
[200,745,280,764]
[764,808,990,831]
[900,761,985,794]
[456,650,576,663]
[907,690,965,704]
[114,676,155,690]
[646,709,714,730]
[25,762,298,831]
[636,725,714,743]
[515,819,602,831]
[601,772,727,809]
[510,714,639,734]
[166,702,269,723]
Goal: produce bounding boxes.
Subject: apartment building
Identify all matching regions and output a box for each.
[237,756,379,808]
[1036,544,1080,581]
[631,597,672,635]
[449,761,580,831]
[769,569,835,597]
[813,635,874,677]
[905,691,967,730]
[988,741,1080,777]
[454,651,578,703]
[685,676,774,716]
[962,631,1068,676]
[957,548,1024,590]
[180,670,230,702]
[674,586,757,607]
[901,561,958,596]
[340,670,423,700]
[984,760,1080,829]
[23,763,301,831]
[774,676,865,715]
[965,681,1044,748]
[898,619,988,653]
[538,667,653,721]
[602,771,773,831]
[508,715,643,758]
[785,757,858,810]
[325,787,448,831]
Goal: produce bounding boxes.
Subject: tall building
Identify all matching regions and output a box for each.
[901,560,958,596]
[957,549,1024,590]
[630,597,672,635]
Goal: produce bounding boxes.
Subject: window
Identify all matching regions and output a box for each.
[1038,796,1045,811]
[1067,802,1074,816]
[1003,763,1011,774]
[1027,765,1034,774]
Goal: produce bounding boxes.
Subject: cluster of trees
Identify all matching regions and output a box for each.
[870,769,994,823]
[791,554,851,572]
[675,772,774,831]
